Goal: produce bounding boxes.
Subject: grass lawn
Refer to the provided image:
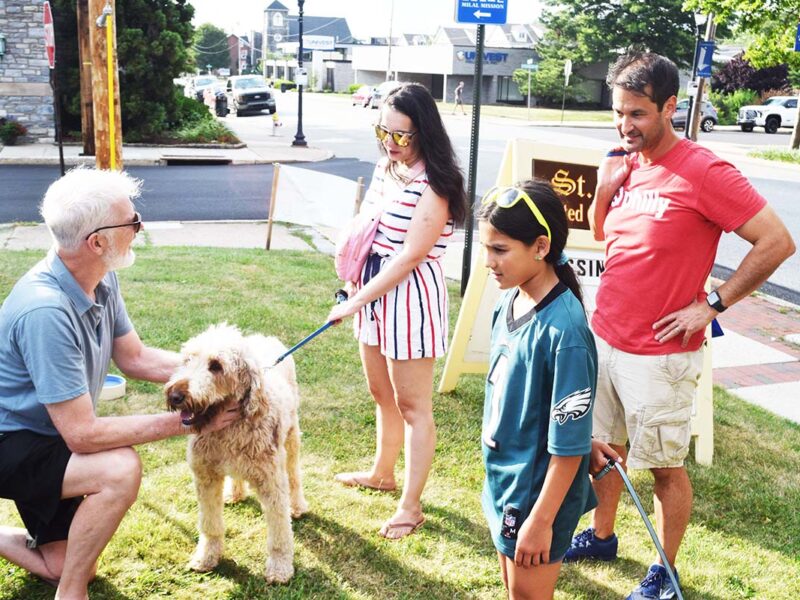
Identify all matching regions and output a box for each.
[748,148,800,165]
[436,101,613,123]
[1,246,798,599]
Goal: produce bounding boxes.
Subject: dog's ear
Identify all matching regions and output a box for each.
[239,346,264,419]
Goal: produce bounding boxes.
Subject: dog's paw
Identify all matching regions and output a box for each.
[187,537,222,572]
[223,478,248,504]
[291,497,309,519]
[265,557,294,584]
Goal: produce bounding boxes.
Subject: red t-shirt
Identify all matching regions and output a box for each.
[592,139,766,354]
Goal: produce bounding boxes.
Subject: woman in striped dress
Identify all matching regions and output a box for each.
[328,82,467,539]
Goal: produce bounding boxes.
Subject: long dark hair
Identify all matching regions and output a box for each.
[476,179,584,307]
[383,83,467,224]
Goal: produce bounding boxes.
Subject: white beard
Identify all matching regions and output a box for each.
[103,244,136,271]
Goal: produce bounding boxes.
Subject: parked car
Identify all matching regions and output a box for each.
[225,75,277,116]
[351,85,375,107]
[188,76,217,102]
[671,99,718,132]
[370,81,402,109]
[737,96,798,133]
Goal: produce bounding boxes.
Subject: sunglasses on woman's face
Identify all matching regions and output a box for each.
[85,211,143,240]
[481,186,552,241]
[374,124,417,147]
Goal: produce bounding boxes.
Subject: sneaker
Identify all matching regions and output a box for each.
[626,563,681,600]
[563,527,618,563]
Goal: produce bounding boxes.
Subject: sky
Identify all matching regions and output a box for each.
[187,0,543,39]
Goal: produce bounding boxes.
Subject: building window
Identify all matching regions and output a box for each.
[496,76,524,104]
[273,13,283,27]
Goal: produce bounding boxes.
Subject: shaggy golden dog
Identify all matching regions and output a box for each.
[165,323,308,584]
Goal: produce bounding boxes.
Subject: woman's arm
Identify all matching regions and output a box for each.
[513,455,583,567]
[328,186,450,322]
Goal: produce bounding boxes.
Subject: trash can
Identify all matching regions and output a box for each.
[215,93,228,117]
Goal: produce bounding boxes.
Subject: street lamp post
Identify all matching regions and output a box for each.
[292,0,307,147]
[685,12,707,139]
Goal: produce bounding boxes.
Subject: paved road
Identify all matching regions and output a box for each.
[1,93,798,296]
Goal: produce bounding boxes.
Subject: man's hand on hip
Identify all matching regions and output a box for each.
[652,300,717,348]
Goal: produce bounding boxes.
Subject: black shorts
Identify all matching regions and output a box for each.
[0,430,82,547]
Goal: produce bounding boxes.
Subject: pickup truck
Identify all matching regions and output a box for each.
[225,75,277,116]
[737,95,798,133]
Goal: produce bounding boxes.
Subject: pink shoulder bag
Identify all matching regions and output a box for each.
[334,202,382,282]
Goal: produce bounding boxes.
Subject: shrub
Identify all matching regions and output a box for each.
[0,119,28,145]
[712,53,790,95]
[170,88,214,128]
[708,89,759,125]
[175,119,239,144]
[347,83,362,94]
[273,79,297,92]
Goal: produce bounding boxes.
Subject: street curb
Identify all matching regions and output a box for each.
[0,149,335,167]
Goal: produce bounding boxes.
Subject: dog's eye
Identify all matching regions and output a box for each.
[208,359,223,374]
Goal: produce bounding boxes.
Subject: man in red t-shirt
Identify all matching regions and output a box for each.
[563,52,795,599]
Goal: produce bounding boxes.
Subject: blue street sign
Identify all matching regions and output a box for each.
[520,63,538,70]
[455,0,508,25]
[695,40,715,78]
[795,23,800,52]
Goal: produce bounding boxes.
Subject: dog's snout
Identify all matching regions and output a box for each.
[166,379,189,409]
[168,389,185,407]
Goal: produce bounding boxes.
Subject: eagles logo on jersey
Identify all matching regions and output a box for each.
[551,388,592,425]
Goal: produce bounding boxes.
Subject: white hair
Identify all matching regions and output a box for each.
[39,166,142,252]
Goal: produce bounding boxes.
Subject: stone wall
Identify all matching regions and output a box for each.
[0,0,55,143]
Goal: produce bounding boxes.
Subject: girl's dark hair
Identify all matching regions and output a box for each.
[476,179,584,307]
[382,82,468,224]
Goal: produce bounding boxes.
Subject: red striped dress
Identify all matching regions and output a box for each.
[353,158,455,360]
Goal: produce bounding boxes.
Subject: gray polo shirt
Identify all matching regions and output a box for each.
[0,249,132,435]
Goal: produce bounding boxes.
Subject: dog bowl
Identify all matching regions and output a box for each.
[100,374,126,401]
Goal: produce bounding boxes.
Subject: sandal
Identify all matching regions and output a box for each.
[379,515,425,540]
[334,471,397,492]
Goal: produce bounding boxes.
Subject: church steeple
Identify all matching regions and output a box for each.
[264,1,290,54]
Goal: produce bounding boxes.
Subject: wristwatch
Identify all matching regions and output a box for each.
[706,290,727,313]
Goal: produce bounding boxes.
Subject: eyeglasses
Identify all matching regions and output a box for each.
[85,211,143,240]
[481,186,551,241]
[374,124,417,148]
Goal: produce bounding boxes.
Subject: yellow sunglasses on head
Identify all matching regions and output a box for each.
[480,186,552,241]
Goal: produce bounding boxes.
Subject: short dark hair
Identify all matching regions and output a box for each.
[606,51,679,111]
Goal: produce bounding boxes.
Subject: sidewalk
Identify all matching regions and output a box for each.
[0,136,332,166]
[2,220,799,425]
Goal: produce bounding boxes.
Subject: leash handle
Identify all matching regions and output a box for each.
[613,462,684,600]
[272,289,349,366]
[594,458,616,481]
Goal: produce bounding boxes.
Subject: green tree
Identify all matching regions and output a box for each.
[538,0,700,69]
[192,23,230,72]
[117,0,196,139]
[685,0,800,147]
[51,0,195,141]
[513,62,579,106]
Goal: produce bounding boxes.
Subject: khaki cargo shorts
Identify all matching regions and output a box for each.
[592,336,704,470]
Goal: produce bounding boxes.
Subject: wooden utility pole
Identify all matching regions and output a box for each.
[88,0,122,169]
[76,0,95,156]
[689,15,716,142]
